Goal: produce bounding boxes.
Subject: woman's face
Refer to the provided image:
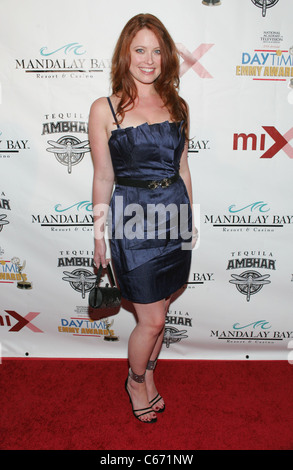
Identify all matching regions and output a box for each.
[129,28,161,85]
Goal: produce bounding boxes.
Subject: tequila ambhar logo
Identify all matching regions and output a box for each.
[251,0,279,17]
[62,268,96,299]
[163,327,188,349]
[46,135,90,173]
[0,215,9,232]
[58,250,96,299]
[42,112,89,135]
[163,309,192,348]
[227,250,275,301]
[229,271,271,302]
[42,113,90,173]
[0,193,11,232]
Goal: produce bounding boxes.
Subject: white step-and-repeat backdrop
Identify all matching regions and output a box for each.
[1,0,292,360]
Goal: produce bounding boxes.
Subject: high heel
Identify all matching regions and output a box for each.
[125,369,157,423]
[146,358,165,413]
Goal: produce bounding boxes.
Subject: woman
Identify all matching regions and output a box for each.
[89,13,197,423]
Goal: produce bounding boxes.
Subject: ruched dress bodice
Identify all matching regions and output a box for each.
[108,120,185,180]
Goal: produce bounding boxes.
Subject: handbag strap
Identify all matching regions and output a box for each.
[95,263,117,287]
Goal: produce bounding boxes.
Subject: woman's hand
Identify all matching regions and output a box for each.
[94,238,110,269]
[191,227,198,249]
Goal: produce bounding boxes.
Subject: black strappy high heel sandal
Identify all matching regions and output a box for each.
[125,368,157,423]
[146,358,165,413]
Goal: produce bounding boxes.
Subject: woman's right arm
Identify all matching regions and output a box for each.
[88,98,115,268]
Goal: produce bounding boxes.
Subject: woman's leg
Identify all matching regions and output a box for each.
[126,298,166,422]
[145,296,171,411]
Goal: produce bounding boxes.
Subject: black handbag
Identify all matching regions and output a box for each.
[89,263,121,309]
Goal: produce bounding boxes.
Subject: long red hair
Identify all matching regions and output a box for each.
[111,13,188,138]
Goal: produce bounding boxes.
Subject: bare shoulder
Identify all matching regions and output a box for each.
[89,97,113,139]
[89,96,109,120]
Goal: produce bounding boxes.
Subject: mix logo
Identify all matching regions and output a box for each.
[0,311,43,333]
[233,126,293,159]
[0,194,10,232]
[176,43,214,78]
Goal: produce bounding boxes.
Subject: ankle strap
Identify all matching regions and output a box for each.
[129,368,145,383]
[146,358,158,370]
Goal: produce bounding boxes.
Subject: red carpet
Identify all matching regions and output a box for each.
[1,358,293,450]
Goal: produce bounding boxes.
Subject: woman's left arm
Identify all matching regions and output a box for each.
[179,140,198,247]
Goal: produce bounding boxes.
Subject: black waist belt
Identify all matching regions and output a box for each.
[116,173,179,190]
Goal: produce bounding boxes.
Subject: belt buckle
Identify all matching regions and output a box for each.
[148,177,172,189]
[148,180,159,190]
[160,177,170,188]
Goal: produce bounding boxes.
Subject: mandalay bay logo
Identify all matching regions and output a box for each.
[15,42,110,79]
[204,201,293,234]
[32,198,197,250]
[31,200,93,233]
[0,131,30,160]
[211,319,293,345]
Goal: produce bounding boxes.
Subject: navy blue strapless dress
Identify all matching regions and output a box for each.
[107,99,192,304]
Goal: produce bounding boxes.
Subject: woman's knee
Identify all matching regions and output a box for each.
[135,300,166,334]
[151,314,166,334]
